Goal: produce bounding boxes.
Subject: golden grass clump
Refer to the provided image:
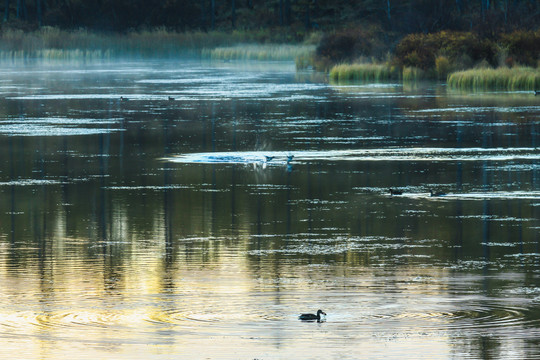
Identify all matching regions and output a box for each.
[202,44,315,61]
[435,56,451,80]
[447,66,540,90]
[402,67,425,82]
[329,63,399,82]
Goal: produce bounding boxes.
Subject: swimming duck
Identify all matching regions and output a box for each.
[430,190,446,197]
[120,96,128,102]
[168,96,175,101]
[299,309,326,321]
[389,188,403,196]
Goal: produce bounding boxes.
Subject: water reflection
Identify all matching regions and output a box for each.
[0,60,539,359]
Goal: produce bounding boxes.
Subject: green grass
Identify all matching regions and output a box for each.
[328,63,430,83]
[447,66,540,90]
[329,63,399,82]
[201,44,315,61]
[402,66,426,82]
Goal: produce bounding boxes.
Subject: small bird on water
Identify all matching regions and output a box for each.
[299,309,326,322]
[389,188,403,196]
[287,154,294,163]
[120,96,128,102]
[430,190,446,197]
[168,96,175,101]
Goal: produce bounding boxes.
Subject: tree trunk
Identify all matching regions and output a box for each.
[305,0,310,29]
[480,0,485,20]
[3,0,9,21]
[37,0,43,26]
[201,0,206,30]
[210,0,215,30]
[279,0,284,25]
[16,0,26,19]
[285,0,291,25]
[231,0,235,28]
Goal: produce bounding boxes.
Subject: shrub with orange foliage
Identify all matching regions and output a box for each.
[394,31,496,72]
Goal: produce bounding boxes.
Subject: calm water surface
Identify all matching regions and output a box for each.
[0,60,539,359]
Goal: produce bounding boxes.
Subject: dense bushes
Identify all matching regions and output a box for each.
[394,31,496,73]
[321,27,540,90]
[501,31,540,67]
[314,26,395,71]
[393,30,540,78]
[316,30,504,76]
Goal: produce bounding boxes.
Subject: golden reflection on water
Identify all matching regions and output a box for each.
[0,232,461,359]
[1,243,539,359]
[0,230,510,358]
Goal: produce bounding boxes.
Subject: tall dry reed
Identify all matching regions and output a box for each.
[447,67,540,90]
[329,63,399,82]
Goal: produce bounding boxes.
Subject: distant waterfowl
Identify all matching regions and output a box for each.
[168,96,175,101]
[299,309,326,322]
[430,190,446,197]
[389,188,403,196]
[265,155,274,162]
[120,96,128,102]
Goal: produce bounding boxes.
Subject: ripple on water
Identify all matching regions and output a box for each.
[342,292,540,340]
[166,147,540,165]
[372,188,540,201]
[0,310,142,334]
[147,309,279,326]
[247,235,437,257]
[0,179,63,186]
[0,117,124,136]
[414,105,540,114]
[104,185,192,191]
[443,303,540,336]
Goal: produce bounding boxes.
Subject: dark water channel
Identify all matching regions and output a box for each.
[0,60,539,359]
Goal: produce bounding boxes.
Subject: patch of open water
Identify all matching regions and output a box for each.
[0,60,538,359]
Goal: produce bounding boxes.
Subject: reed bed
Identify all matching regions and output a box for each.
[201,44,315,61]
[329,63,399,82]
[0,49,114,63]
[402,67,426,82]
[447,67,540,90]
[0,27,304,61]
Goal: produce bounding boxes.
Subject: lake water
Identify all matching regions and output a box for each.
[0,60,539,359]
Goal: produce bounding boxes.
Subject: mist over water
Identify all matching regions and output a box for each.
[0,60,539,359]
